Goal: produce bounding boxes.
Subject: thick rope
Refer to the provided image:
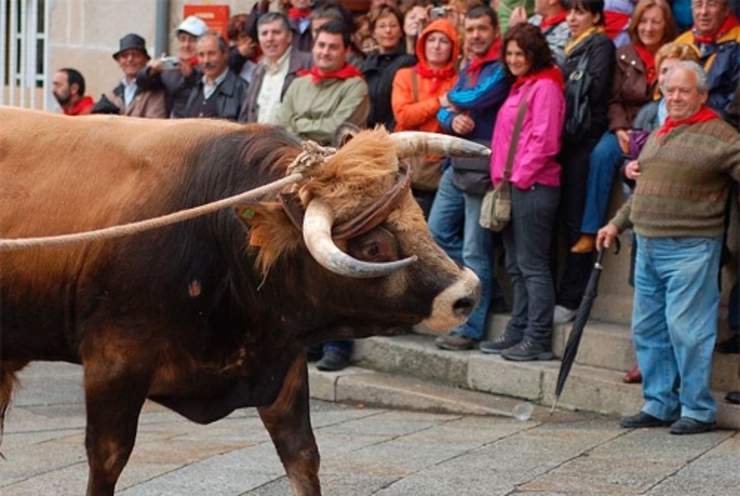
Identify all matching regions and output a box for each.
[0,141,331,252]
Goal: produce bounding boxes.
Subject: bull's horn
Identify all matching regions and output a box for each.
[391,132,491,158]
[302,199,417,279]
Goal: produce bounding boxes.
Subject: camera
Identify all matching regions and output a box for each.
[161,56,180,70]
[430,7,447,20]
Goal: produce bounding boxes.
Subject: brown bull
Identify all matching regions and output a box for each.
[0,106,482,495]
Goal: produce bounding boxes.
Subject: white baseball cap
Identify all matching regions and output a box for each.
[176,16,208,37]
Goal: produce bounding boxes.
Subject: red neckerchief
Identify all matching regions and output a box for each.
[540,12,566,31]
[288,7,312,20]
[512,65,565,90]
[633,43,656,85]
[604,11,631,39]
[64,95,95,116]
[299,63,363,83]
[414,64,457,93]
[693,13,740,44]
[465,37,501,85]
[655,106,719,138]
[186,56,199,67]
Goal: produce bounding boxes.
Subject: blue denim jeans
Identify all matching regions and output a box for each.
[428,167,497,340]
[503,185,559,343]
[581,131,625,234]
[632,235,722,423]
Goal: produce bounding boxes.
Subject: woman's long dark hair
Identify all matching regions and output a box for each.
[500,23,554,82]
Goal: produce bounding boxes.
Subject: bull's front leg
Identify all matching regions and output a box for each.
[258,352,321,496]
[82,355,151,496]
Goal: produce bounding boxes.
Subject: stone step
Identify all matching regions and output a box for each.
[418,315,740,391]
[353,334,740,430]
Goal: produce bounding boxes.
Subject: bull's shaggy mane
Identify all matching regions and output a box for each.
[245,128,403,274]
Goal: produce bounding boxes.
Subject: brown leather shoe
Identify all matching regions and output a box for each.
[434,334,477,351]
[623,365,642,384]
[571,234,596,253]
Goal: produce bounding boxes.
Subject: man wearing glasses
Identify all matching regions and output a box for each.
[676,0,740,113]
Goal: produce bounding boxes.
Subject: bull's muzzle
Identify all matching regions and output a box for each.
[423,268,481,331]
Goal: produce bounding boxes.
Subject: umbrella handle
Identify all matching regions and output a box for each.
[596,236,621,265]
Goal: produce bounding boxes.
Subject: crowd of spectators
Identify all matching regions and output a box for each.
[56,0,740,426]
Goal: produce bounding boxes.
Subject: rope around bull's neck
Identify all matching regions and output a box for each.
[0,141,333,252]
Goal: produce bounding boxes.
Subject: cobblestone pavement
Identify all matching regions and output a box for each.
[1,362,738,495]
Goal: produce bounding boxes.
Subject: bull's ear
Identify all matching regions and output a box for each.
[235,203,302,274]
[333,122,361,148]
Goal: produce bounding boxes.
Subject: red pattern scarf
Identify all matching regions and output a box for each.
[414,64,457,93]
[288,8,312,20]
[655,106,719,139]
[633,43,656,85]
[693,13,740,44]
[540,12,566,31]
[512,65,565,90]
[465,37,501,85]
[299,63,363,83]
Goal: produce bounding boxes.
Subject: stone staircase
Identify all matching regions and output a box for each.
[353,313,740,430]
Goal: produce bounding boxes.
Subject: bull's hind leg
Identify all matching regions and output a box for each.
[258,353,321,496]
[82,356,151,496]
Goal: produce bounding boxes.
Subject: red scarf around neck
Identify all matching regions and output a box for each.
[540,11,567,31]
[299,63,363,83]
[633,43,656,85]
[512,65,565,90]
[655,106,719,138]
[465,37,501,85]
[693,13,740,44]
[64,95,95,116]
[414,64,457,93]
[288,7,312,20]
[604,11,631,39]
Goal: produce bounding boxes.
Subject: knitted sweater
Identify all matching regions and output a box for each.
[610,119,740,238]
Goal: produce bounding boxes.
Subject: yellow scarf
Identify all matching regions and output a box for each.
[564,27,604,55]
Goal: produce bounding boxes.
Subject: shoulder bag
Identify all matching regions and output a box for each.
[562,51,592,143]
[406,71,445,191]
[479,89,529,232]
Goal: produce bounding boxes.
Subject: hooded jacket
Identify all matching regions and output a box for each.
[392,19,460,133]
[676,16,740,113]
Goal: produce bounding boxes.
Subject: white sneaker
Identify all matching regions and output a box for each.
[553,305,577,324]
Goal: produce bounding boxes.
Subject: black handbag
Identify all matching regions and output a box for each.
[563,53,592,143]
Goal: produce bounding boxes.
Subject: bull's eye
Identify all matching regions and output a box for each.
[346,227,400,263]
[365,243,380,258]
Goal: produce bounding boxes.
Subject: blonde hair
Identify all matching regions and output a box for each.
[655,42,700,71]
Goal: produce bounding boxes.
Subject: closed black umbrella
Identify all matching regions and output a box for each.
[551,238,621,414]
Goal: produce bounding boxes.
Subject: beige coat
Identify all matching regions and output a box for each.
[106,82,167,119]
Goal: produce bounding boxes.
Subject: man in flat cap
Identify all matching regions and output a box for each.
[95,33,167,118]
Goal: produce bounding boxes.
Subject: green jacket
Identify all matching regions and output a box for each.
[277,75,369,146]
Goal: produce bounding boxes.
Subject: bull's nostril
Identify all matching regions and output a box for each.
[453,297,476,317]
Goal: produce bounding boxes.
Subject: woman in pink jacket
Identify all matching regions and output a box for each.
[479,22,566,362]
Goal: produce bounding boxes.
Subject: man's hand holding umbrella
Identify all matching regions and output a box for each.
[597,223,620,251]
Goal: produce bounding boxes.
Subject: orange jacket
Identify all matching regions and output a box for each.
[392,19,460,133]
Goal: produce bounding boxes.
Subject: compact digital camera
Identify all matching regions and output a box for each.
[430,7,447,20]
[161,56,180,70]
